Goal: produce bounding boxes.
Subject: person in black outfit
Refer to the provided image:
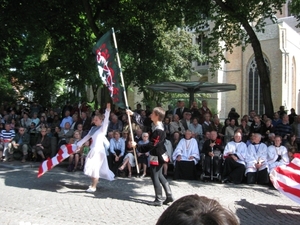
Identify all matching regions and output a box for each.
[130,107,173,206]
[202,131,224,176]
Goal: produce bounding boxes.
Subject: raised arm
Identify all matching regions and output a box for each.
[100,103,111,134]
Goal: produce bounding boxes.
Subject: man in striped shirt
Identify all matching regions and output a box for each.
[0,123,15,161]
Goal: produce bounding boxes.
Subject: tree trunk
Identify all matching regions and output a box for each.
[242,22,274,118]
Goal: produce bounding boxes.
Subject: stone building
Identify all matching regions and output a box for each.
[192,2,300,119]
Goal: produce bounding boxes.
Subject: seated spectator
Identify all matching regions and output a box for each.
[239,118,250,142]
[7,127,30,162]
[245,133,269,184]
[169,114,185,136]
[156,194,240,225]
[275,114,292,144]
[261,118,275,142]
[198,131,210,153]
[163,117,171,140]
[32,128,51,160]
[108,130,125,175]
[9,118,18,132]
[118,135,136,178]
[202,113,214,133]
[68,130,82,172]
[202,131,223,177]
[107,114,123,133]
[212,117,223,138]
[267,135,289,173]
[265,133,275,146]
[171,131,181,150]
[137,132,150,178]
[228,107,240,126]
[288,108,297,125]
[57,122,74,150]
[50,115,61,133]
[287,147,297,161]
[224,118,238,144]
[172,130,200,180]
[250,115,265,135]
[272,112,282,128]
[134,128,143,143]
[80,111,92,133]
[0,123,15,161]
[180,111,192,130]
[31,112,40,128]
[60,110,73,129]
[188,118,203,142]
[222,131,247,184]
[121,130,129,142]
[20,113,32,130]
[285,133,298,152]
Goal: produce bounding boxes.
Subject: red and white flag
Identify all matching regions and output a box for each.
[270,153,300,204]
[37,144,78,178]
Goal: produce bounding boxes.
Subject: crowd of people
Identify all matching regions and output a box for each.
[0,100,299,186]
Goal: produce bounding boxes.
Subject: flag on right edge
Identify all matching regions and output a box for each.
[270,153,300,204]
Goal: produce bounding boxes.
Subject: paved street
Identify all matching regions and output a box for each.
[0,161,299,225]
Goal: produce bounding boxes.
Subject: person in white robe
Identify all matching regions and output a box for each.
[267,135,289,173]
[172,130,200,180]
[222,131,247,184]
[245,133,269,184]
[76,103,115,193]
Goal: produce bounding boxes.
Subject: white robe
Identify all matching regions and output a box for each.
[246,143,268,174]
[267,145,289,172]
[172,138,200,165]
[77,109,114,181]
[223,141,247,166]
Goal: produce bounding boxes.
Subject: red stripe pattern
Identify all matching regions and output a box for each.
[270,153,300,204]
[37,144,77,178]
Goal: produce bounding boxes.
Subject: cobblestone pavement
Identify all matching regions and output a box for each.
[0,161,299,225]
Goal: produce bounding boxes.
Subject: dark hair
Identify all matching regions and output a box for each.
[156,195,240,225]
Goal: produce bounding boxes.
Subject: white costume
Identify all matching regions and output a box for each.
[267,145,289,172]
[223,141,247,165]
[172,138,200,165]
[77,109,114,181]
[246,143,268,174]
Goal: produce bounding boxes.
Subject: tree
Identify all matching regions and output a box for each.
[147,0,289,117]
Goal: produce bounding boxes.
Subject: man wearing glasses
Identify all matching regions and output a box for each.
[7,127,30,162]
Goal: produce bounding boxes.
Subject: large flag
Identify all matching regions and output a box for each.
[37,144,78,178]
[270,153,300,204]
[92,30,125,108]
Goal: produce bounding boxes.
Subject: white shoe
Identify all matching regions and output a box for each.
[86,187,96,193]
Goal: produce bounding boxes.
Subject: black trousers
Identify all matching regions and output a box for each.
[204,155,222,176]
[150,163,172,202]
[108,150,123,175]
[222,157,245,184]
[247,168,269,184]
[173,161,197,180]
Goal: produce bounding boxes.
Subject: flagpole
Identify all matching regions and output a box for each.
[111,27,140,175]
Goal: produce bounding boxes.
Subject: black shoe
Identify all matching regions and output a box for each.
[163,196,174,205]
[221,178,228,183]
[148,200,163,206]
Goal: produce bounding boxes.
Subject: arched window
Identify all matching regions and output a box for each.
[248,57,270,115]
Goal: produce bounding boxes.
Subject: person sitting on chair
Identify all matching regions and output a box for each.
[7,126,30,162]
[202,131,224,177]
[245,133,269,185]
[222,131,247,184]
[172,130,200,180]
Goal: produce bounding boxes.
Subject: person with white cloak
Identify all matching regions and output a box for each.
[76,103,115,193]
[172,130,200,180]
[222,131,247,184]
[245,133,269,184]
[267,135,289,173]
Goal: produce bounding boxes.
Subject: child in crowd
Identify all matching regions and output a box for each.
[80,141,90,170]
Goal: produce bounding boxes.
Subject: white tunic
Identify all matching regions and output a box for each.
[77,109,114,181]
[172,138,200,165]
[223,141,247,165]
[246,143,268,174]
[267,145,289,172]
